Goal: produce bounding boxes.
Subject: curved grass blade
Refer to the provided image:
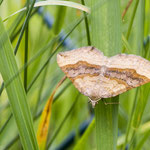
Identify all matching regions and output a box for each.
[0,18,39,150]
[36,76,66,150]
[47,93,80,148]
[3,0,90,22]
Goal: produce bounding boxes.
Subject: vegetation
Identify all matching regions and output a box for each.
[0,0,150,150]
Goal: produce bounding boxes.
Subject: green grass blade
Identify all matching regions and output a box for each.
[95,97,119,150]
[122,0,140,52]
[73,118,95,150]
[53,5,67,35]
[27,17,84,91]
[122,34,132,53]
[0,0,3,5]
[0,114,12,135]
[134,131,150,150]
[123,1,146,149]
[145,0,150,35]
[0,15,84,149]
[126,0,140,40]
[131,85,150,144]
[130,0,144,55]
[81,0,91,45]
[0,38,55,96]
[0,16,84,97]
[8,9,25,37]
[90,0,122,56]
[3,135,19,150]
[122,88,138,150]
[24,1,30,92]
[0,37,57,95]
[14,0,36,55]
[90,0,122,149]
[33,41,55,117]
[0,18,39,150]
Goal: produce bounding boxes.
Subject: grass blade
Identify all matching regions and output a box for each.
[73,118,95,150]
[24,1,30,92]
[0,16,84,95]
[90,0,122,149]
[126,0,140,41]
[123,1,145,149]
[47,93,80,148]
[14,0,36,55]
[0,18,39,149]
[36,76,66,149]
[27,17,84,91]
[3,0,90,22]
[122,34,132,53]
[53,4,67,35]
[81,0,91,45]
[0,0,3,5]
[95,97,119,150]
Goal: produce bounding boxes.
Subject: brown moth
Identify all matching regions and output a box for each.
[57,46,150,107]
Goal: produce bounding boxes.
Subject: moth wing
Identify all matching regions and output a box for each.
[72,75,127,100]
[57,47,150,100]
[109,54,150,79]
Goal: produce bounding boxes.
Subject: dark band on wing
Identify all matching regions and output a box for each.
[61,61,150,89]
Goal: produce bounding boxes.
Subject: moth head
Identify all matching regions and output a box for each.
[57,52,70,68]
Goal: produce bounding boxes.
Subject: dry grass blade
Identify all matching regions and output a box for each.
[122,0,133,19]
[36,76,67,150]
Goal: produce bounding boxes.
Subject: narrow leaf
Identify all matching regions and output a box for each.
[90,0,122,149]
[74,118,95,150]
[53,5,67,35]
[37,76,66,149]
[0,18,39,150]
[3,0,90,22]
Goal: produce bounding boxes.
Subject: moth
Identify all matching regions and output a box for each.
[57,46,150,107]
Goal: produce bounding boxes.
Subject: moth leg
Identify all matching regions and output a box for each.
[102,99,120,105]
[88,97,101,108]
